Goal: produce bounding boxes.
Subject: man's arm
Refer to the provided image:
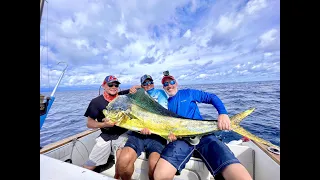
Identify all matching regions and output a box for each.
[190,89,230,130]
[118,89,130,95]
[84,100,116,129]
[86,116,116,129]
[190,89,228,114]
[129,85,142,94]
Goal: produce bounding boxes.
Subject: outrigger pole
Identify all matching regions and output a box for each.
[40,0,68,130]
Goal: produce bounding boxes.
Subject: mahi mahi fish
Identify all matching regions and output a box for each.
[103,88,279,148]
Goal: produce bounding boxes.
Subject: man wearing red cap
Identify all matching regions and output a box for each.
[153,71,252,180]
[82,75,139,178]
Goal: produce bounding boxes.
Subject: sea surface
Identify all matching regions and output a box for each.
[40,80,280,148]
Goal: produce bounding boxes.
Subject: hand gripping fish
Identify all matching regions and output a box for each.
[103,88,279,149]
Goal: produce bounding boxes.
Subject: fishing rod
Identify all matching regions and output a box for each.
[51,62,68,97]
[40,62,68,130]
[40,0,47,25]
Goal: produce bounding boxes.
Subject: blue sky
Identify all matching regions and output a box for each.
[40,0,279,89]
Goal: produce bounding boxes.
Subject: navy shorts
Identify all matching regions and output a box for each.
[160,134,240,176]
[124,131,167,157]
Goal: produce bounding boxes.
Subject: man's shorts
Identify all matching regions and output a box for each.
[124,131,167,158]
[84,132,128,167]
[160,134,240,176]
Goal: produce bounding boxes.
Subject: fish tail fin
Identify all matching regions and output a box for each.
[230,108,279,149]
[233,125,279,149]
[229,108,255,139]
[230,108,255,125]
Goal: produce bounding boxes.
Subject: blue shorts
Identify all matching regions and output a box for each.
[160,134,240,176]
[124,131,167,157]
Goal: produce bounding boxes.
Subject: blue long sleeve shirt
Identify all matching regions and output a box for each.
[167,89,227,120]
[146,88,168,109]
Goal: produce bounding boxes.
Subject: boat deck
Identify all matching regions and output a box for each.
[40,129,280,180]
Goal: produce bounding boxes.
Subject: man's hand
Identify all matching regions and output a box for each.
[168,132,177,142]
[129,85,141,94]
[140,128,152,135]
[101,118,116,128]
[217,114,231,130]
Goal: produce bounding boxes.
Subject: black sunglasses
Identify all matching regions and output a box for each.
[107,83,119,88]
[142,81,154,86]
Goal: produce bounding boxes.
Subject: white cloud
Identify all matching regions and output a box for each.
[183,29,192,38]
[216,14,244,34]
[258,29,279,49]
[245,0,267,15]
[40,0,280,89]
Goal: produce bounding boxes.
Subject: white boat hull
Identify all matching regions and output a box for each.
[40,129,279,180]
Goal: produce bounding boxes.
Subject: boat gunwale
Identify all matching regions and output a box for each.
[251,140,280,165]
[40,129,100,154]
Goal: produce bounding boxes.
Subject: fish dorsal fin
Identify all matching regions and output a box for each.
[127,88,185,118]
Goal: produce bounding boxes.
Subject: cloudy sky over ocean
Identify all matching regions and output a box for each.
[40,0,279,89]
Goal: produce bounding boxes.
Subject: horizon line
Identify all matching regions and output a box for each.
[40,79,279,92]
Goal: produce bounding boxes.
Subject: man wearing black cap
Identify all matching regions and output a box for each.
[139,74,168,108]
[116,74,168,180]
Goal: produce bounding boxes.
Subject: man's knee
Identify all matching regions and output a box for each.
[117,147,137,169]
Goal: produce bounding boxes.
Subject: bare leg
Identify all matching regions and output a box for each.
[114,148,122,179]
[148,152,161,180]
[153,158,177,180]
[117,147,138,180]
[221,163,252,180]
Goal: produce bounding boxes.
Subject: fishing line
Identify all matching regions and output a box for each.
[76,139,90,157]
[76,139,89,161]
[69,138,89,163]
[46,0,50,89]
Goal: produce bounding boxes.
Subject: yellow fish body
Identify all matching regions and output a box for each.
[103,88,279,149]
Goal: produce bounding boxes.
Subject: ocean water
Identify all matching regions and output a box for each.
[40,80,280,148]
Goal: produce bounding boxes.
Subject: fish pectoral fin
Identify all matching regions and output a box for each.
[102,109,108,117]
[124,109,131,114]
[114,111,131,124]
[127,112,138,120]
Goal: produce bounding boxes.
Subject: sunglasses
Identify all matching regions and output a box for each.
[107,83,119,88]
[163,80,176,87]
[142,81,154,86]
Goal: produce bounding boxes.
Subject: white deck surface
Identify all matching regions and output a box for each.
[40,154,115,180]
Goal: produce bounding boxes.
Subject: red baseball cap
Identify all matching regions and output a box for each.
[102,75,120,85]
[161,75,175,84]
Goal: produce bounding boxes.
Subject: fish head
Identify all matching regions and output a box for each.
[103,95,132,124]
